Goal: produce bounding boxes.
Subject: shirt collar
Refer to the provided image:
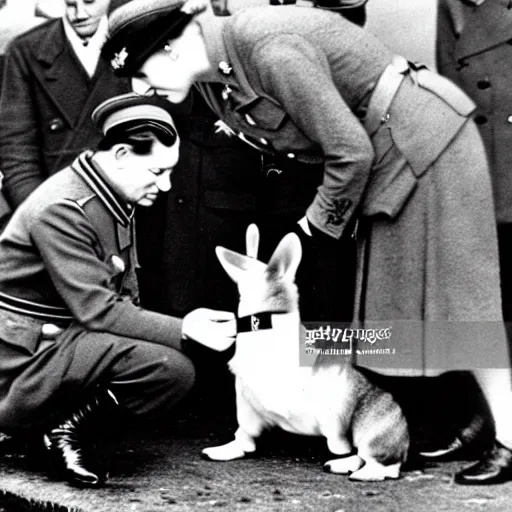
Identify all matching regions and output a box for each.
[71,151,134,227]
[62,15,108,76]
[62,14,108,49]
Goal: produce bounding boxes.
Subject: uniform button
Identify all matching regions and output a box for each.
[221,85,232,101]
[287,153,295,159]
[508,116,512,124]
[477,79,491,90]
[474,115,488,125]
[49,117,65,132]
[177,197,185,205]
[245,114,256,126]
[218,61,232,75]
[259,138,268,145]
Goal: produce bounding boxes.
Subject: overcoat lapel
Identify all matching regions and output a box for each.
[455,0,512,60]
[58,60,110,147]
[34,20,87,128]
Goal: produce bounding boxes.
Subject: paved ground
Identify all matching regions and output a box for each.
[1,414,512,512]
[1,370,510,512]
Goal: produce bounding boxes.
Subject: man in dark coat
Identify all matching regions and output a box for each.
[0,0,130,210]
[436,0,512,357]
[0,93,236,488]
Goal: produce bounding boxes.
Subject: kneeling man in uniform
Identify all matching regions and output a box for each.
[0,93,236,487]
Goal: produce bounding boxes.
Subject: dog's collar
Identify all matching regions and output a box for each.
[237,313,273,333]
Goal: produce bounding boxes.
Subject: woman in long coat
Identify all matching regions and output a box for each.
[102,0,512,484]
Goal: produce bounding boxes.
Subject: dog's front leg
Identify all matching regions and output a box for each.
[202,382,264,461]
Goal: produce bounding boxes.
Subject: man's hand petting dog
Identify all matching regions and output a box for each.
[182,308,236,351]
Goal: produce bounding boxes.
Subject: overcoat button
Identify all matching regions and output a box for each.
[477,79,491,90]
[259,138,268,145]
[177,197,185,205]
[474,115,488,125]
[508,116,512,124]
[49,117,65,132]
[245,114,256,126]
[287,153,295,159]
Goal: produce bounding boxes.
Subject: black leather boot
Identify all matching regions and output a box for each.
[44,389,118,488]
[454,440,512,485]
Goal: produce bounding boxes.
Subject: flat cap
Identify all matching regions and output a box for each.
[92,92,177,139]
[102,0,206,76]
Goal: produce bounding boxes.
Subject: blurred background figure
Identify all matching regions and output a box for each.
[0,0,63,230]
[0,0,64,79]
[0,0,129,211]
[367,0,437,68]
[437,0,512,358]
[220,0,368,26]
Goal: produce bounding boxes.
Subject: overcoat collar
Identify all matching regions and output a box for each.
[32,19,113,129]
[33,19,82,128]
[454,0,512,60]
[34,18,67,66]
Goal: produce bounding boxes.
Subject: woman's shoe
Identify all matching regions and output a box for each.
[454,441,512,485]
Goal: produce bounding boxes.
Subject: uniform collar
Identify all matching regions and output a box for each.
[196,13,237,87]
[196,13,260,111]
[71,151,134,227]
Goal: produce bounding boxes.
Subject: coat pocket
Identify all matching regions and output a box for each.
[0,310,42,355]
[241,98,287,131]
[363,127,417,219]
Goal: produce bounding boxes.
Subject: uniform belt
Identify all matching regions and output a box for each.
[364,55,410,136]
[0,291,74,322]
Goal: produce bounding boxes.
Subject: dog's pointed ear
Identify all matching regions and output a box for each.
[246,224,260,259]
[216,246,258,284]
[266,233,302,280]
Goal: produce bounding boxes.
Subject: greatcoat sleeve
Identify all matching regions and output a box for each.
[251,33,374,239]
[30,201,184,349]
[0,42,45,208]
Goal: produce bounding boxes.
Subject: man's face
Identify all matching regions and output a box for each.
[64,0,109,39]
[110,136,180,207]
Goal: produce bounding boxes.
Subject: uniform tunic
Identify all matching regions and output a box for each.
[195,6,509,374]
[0,152,194,431]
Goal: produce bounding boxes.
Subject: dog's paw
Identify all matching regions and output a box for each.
[349,461,401,481]
[201,441,252,461]
[324,454,364,474]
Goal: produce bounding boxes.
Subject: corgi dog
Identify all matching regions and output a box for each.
[201,224,409,481]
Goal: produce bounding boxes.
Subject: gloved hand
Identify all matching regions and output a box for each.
[182,308,236,351]
[296,216,338,244]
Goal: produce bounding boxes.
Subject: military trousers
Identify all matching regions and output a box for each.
[0,308,195,432]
